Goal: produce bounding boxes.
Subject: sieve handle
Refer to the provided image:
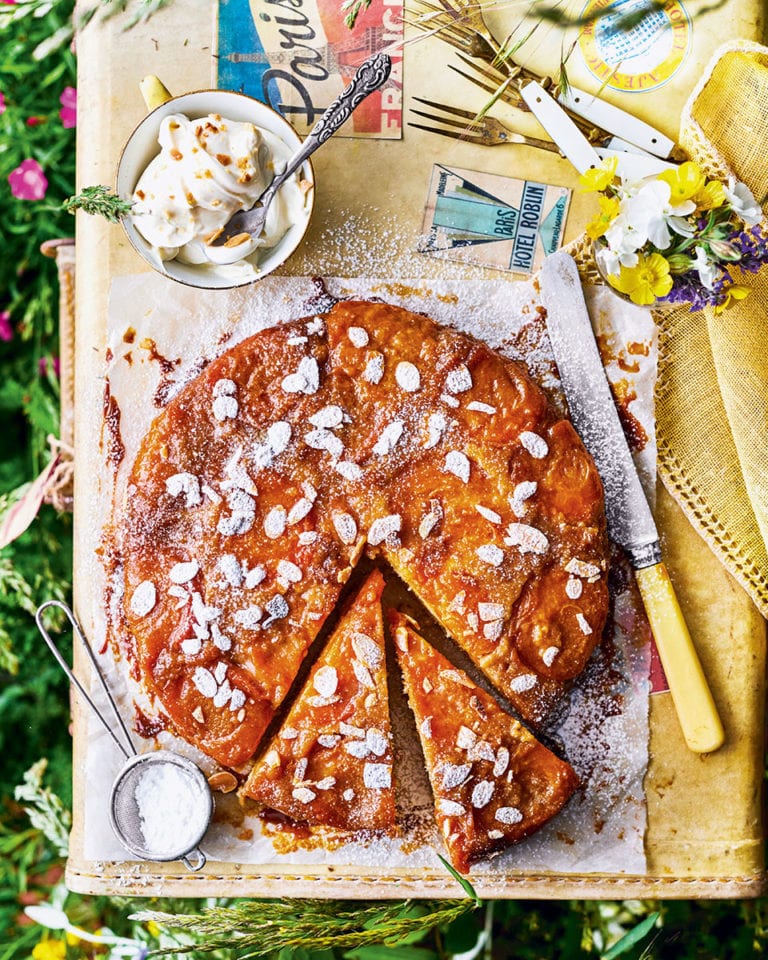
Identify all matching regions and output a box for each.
[35,600,137,760]
[181,847,207,871]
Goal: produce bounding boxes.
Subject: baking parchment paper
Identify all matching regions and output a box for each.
[85,273,656,876]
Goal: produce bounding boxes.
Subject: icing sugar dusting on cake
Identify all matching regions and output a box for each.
[103,276,648,872]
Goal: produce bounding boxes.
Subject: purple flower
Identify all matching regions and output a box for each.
[657,271,727,312]
[59,86,76,129]
[728,223,768,273]
[0,311,12,342]
[8,159,48,201]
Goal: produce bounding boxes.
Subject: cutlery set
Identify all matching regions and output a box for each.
[408,0,684,176]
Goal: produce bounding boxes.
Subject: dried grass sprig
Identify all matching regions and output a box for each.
[133,897,478,958]
[14,759,72,857]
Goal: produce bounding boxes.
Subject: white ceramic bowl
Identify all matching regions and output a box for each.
[116,90,314,290]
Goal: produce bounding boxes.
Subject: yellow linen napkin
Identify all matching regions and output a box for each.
[655,41,768,617]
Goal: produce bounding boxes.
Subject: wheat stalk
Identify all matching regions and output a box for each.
[133,898,478,957]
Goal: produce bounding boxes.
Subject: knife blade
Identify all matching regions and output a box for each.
[539,251,724,754]
[595,147,677,180]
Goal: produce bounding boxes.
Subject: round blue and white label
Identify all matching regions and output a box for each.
[579,0,692,93]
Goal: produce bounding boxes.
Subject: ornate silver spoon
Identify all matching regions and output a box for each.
[211,52,392,247]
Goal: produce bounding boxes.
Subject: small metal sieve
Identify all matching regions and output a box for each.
[36,600,212,871]
[109,751,211,869]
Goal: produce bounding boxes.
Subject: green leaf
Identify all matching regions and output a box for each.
[601,912,660,960]
[0,379,27,412]
[441,912,481,955]
[436,856,481,905]
[344,946,438,960]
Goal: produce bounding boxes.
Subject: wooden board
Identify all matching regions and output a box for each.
[68,0,766,897]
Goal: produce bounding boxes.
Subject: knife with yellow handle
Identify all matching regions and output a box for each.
[634,562,723,752]
[540,251,724,754]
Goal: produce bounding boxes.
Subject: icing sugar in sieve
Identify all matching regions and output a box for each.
[35,600,211,871]
[109,751,211,867]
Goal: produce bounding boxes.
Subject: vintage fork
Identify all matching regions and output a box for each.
[409,0,534,77]
[448,55,612,146]
[443,0,504,59]
[409,0,620,148]
[408,97,561,152]
[408,0,504,65]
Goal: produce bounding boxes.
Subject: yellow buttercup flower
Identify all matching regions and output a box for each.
[695,179,725,211]
[609,253,674,306]
[586,195,620,240]
[714,284,750,314]
[31,939,66,960]
[147,920,162,937]
[578,155,618,193]
[657,161,706,205]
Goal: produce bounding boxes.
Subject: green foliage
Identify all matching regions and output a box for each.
[513,0,732,30]
[601,912,659,958]
[340,0,372,30]
[0,0,76,815]
[62,184,134,222]
[14,760,72,857]
[435,855,480,905]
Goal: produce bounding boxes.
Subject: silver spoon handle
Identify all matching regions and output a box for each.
[263,52,392,205]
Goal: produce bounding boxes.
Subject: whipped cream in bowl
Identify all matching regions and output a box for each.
[117,90,315,289]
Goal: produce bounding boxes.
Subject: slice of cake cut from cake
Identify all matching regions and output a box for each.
[242,570,396,834]
[390,609,579,873]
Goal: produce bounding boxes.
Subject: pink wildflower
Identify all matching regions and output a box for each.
[8,159,48,201]
[59,86,76,129]
[0,92,6,116]
[26,116,46,127]
[0,311,12,342]
[39,355,61,378]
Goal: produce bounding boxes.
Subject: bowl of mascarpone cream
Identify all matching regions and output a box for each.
[116,89,315,289]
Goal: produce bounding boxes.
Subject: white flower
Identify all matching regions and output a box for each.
[625,180,695,249]
[626,181,673,248]
[724,178,762,225]
[667,215,696,238]
[603,214,642,268]
[692,246,720,290]
[24,904,69,930]
[603,176,703,272]
[25,903,147,956]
